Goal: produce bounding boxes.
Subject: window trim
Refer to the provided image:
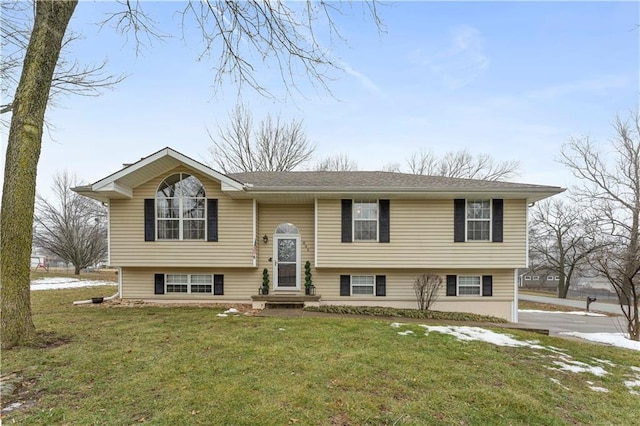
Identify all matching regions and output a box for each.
[165,274,214,294]
[156,173,206,241]
[352,201,379,242]
[465,199,492,242]
[350,275,376,296]
[457,275,482,296]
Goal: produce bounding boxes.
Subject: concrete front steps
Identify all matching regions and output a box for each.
[251,293,321,310]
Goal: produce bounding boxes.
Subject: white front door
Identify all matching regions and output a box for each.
[274,234,300,290]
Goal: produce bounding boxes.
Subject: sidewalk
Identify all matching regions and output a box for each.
[519,293,622,315]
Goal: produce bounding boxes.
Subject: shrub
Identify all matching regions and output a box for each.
[414,273,442,310]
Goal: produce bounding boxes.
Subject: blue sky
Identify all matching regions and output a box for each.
[1,1,638,199]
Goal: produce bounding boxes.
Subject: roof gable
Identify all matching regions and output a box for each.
[74,147,244,202]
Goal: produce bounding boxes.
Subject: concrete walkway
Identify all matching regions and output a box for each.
[519,293,622,315]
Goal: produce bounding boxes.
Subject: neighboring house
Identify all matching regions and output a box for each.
[518,268,560,290]
[73,148,563,321]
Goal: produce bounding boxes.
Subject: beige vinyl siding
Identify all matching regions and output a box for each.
[121,267,260,299]
[121,266,514,320]
[312,268,515,320]
[312,268,513,299]
[256,204,315,286]
[316,199,527,269]
[110,166,254,267]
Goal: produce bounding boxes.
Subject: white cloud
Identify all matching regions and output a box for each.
[412,25,490,90]
[341,62,388,99]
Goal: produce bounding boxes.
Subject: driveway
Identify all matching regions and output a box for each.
[517,311,627,336]
[518,293,626,336]
[519,293,622,315]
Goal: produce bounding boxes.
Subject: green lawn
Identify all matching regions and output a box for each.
[2,286,639,425]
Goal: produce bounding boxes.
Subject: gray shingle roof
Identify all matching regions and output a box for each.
[227,171,561,192]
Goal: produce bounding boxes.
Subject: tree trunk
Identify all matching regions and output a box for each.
[558,276,569,299]
[74,265,81,275]
[0,0,78,349]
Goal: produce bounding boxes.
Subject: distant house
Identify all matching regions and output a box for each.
[73,147,563,321]
[518,268,559,290]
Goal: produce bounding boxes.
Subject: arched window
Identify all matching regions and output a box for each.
[156,173,206,240]
[275,223,299,235]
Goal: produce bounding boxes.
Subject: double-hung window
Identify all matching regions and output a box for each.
[466,200,491,241]
[156,173,206,240]
[457,276,481,296]
[353,202,378,241]
[351,275,375,295]
[166,274,213,294]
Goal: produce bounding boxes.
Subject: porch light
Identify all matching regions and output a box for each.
[263,234,269,244]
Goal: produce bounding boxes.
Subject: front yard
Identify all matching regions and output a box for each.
[2,286,639,424]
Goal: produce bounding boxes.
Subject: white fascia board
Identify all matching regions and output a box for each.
[93,147,245,192]
[96,182,133,198]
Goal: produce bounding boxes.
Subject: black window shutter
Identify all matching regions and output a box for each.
[154,273,165,295]
[482,275,493,297]
[446,275,457,296]
[207,199,218,242]
[453,199,465,242]
[379,200,390,243]
[375,275,386,296]
[213,274,224,295]
[492,199,503,243]
[340,275,350,296]
[144,199,155,241]
[341,199,352,243]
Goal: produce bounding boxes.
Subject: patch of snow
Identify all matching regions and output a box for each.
[592,358,616,367]
[624,380,640,389]
[549,360,607,377]
[31,277,116,291]
[278,328,286,331]
[393,324,622,380]
[549,378,569,390]
[397,330,414,336]
[588,385,609,393]
[216,313,228,317]
[419,325,546,349]
[518,309,606,317]
[224,308,239,314]
[390,322,404,328]
[630,366,640,372]
[560,332,640,351]
[1,402,22,413]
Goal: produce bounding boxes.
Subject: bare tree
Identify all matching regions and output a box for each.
[208,104,315,172]
[314,153,358,171]
[561,112,640,341]
[0,0,125,116]
[414,273,443,310]
[381,162,402,172]
[34,172,107,275]
[529,198,603,298]
[405,149,520,181]
[0,0,382,348]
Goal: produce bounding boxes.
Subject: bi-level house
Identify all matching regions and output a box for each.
[74,148,563,321]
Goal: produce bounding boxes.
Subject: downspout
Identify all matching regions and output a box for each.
[72,267,121,305]
[72,291,119,305]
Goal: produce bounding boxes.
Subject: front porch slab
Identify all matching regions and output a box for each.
[251,294,321,309]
